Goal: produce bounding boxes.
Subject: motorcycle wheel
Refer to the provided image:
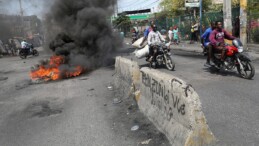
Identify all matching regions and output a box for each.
[33,49,39,56]
[164,55,175,71]
[19,51,27,59]
[237,61,255,79]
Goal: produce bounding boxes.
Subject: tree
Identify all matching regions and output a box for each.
[159,0,212,17]
[113,13,131,27]
[113,13,131,33]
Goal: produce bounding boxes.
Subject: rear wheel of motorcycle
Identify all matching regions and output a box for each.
[33,49,39,56]
[165,55,175,71]
[237,61,255,79]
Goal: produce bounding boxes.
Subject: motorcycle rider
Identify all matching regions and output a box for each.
[201,21,216,67]
[21,39,32,53]
[147,24,165,62]
[209,21,236,63]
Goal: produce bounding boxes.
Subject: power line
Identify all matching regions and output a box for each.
[119,0,159,11]
[143,0,159,8]
[118,0,146,9]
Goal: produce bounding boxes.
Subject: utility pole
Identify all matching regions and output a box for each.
[19,0,25,37]
[200,0,203,37]
[223,0,232,33]
[115,0,118,17]
[194,8,196,17]
[240,0,247,49]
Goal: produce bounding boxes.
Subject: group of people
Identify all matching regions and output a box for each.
[133,20,236,66]
[201,21,236,67]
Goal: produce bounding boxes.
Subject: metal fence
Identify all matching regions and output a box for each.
[156,8,238,40]
[248,12,259,43]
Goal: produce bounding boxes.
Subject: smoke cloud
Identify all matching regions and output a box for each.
[46,0,122,69]
[0,0,53,18]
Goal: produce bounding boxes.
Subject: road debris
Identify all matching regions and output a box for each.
[113,98,122,104]
[107,85,114,91]
[131,125,139,131]
[88,88,95,91]
[140,139,152,145]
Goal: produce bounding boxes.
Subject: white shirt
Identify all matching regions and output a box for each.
[148,31,165,45]
[21,41,28,48]
[193,23,199,31]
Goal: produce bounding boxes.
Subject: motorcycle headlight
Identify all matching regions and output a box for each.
[238,46,244,53]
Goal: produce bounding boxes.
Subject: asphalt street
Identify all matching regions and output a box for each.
[0,50,170,146]
[123,46,259,146]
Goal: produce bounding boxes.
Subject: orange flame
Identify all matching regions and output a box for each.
[30,55,84,81]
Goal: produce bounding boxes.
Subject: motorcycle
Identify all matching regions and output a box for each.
[19,44,39,59]
[210,39,255,79]
[148,42,175,71]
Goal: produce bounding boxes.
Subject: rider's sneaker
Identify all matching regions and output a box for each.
[204,62,211,67]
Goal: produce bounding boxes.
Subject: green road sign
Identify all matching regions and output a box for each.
[129,14,150,20]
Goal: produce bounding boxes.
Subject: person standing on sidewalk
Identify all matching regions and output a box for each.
[173,26,179,45]
[201,22,216,67]
[190,21,199,44]
[168,27,173,44]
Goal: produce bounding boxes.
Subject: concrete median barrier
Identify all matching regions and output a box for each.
[114,56,216,146]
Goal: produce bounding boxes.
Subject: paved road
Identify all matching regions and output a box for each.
[0,50,170,146]
[123,47,259,146]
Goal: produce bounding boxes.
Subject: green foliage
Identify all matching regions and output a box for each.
[113,13,131,27]
[249,0,259,13]
[159,0,212,17]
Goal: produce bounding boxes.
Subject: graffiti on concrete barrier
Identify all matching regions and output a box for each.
[141,72,186,122]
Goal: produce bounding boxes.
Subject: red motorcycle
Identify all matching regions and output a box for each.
[211,39,255,79]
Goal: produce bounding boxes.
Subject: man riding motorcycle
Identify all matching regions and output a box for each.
[209,21,236,64]
[147,24,165,62]
[21,39,32,53]
[201,21,216,67]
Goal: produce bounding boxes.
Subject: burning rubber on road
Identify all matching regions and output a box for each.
[30,55,84,81]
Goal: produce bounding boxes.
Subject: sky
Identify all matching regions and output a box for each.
[117,0,161,13]
[0,0,161,17]
[0,0,53,18]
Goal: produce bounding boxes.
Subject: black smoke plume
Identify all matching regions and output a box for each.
[46,0,122,69]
